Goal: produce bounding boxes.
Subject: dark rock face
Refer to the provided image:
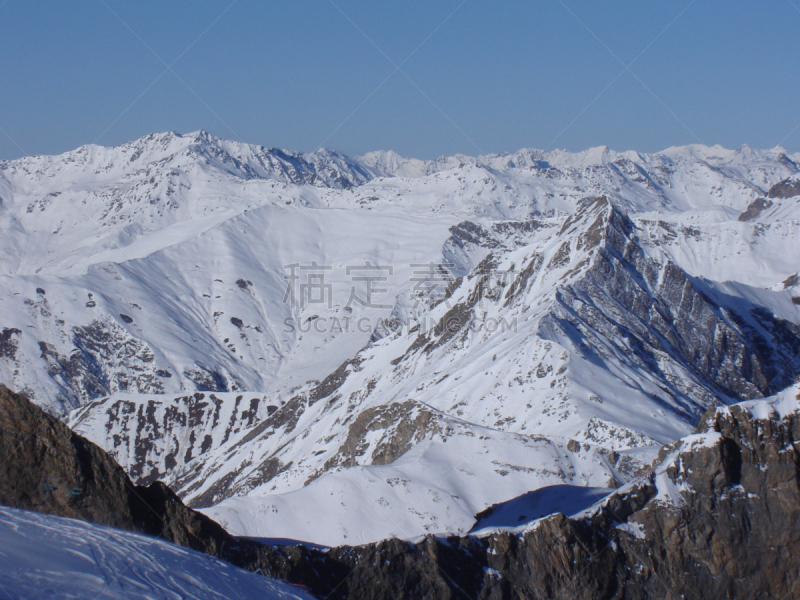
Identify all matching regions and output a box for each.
[442,218,553,276]
[447,221,501,251]
[68,392,270,488]
[33,318,165,410]
[0,327,21,359]
[768,177,800,199]
[738,197,773,221]
[557,205,800,403]
[321,400,441,472]
[183,365,230,392]
[0,385,229,556]
[0,384,325,586]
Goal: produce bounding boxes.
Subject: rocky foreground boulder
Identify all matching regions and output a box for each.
[2,383,800,599]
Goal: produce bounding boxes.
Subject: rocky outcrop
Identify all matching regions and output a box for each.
[321,400,442,472]
[18,315,169,411]
[0,327,21,359]
[738,197,773,221]
[768,176,800,199]
[0,383,333,583]
[0,385,230,556]
[67,391,276,487]
[737,176,800,220]
[0,383,346,589]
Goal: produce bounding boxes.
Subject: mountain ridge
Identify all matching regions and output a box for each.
[4,129,799,182]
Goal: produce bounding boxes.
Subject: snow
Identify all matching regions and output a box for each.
[679,432,724,450]
[0,506,313,600]
[725,383,800,421]
[615,520,646,540]
[468,484,613,537]
[3,132,798,412]
[201,421,619,547]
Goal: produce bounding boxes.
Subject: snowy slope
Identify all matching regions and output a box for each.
[201,409,621,546]
[3,131,800,547]
[0,506,312,600]
[458,382,800,541]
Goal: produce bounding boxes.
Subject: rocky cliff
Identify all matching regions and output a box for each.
[0,385,232,556]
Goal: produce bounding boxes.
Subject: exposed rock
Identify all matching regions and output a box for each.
[768,177,800,199]
[33,319,165,409]
[738,197,773,221]
[308,357,363,403]
[551,204,800,402]
[183,365,230,392]
[0,385,229,556]
[0,383,388,592]
[322,400,442,471]
[68,392,273,488]
[0,327,21,359]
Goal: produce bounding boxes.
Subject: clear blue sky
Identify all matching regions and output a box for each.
[1,1,799,160]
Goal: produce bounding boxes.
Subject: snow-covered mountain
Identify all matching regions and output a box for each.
[2,131,799,546]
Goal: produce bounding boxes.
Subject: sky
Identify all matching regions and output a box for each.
[1,1,799,160]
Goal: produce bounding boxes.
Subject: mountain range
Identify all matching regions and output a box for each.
[1,131,799,552]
